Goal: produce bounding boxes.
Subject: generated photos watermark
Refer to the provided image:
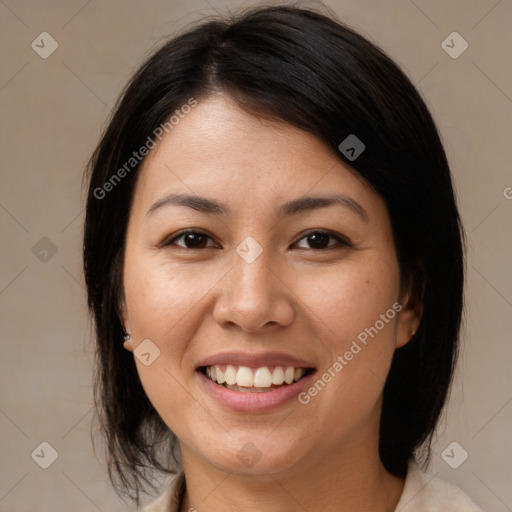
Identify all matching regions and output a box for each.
[298,301,403,405]
[93,97,198,200]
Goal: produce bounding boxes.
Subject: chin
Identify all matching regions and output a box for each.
[194,433,309,477]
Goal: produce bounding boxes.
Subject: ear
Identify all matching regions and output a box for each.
[118,296,130,335]
[395,283,423,349]
[119,301,134,352]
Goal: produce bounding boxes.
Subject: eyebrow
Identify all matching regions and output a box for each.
[145,193,369,222]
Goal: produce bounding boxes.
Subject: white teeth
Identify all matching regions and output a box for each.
[253,367,273,387]
[236,366,254,387]
[272,366,285,385]
[205,364,309,389]
[284,366,295,384]
[224,364,237,385]
[215,366,226,384]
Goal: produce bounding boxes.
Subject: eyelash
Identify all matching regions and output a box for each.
[162,229,351,251]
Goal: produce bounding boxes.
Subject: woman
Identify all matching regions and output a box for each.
[83,4,484,511]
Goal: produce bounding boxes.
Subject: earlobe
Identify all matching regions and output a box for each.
[123,333,134,352]
[396,289,423,349]
[396,318,420,349]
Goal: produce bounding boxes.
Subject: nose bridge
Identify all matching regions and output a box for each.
[232,236,275,307]
[213,235,294,332]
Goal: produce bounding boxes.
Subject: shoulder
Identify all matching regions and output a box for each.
[395,459,485,512]
[141,472,185,512]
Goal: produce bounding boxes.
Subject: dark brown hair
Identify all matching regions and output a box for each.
[83,3,465,505]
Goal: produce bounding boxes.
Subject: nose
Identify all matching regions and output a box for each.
[212,242,295,334]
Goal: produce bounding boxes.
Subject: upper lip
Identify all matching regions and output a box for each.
[196,351,316,369]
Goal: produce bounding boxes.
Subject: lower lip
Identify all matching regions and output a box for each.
[197,370,315,413]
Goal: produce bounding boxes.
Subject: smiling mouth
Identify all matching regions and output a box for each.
[200,365,315,393]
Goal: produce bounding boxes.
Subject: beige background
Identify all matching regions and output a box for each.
[1,0,511,510]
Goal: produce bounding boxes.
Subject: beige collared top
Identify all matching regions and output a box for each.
[141,459,484,511]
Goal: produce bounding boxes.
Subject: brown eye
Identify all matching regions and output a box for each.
[162,229,350,251]
[295,230,350,250]
[164,230,217,249]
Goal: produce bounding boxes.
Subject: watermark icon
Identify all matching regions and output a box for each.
[134,339,161,366]
[504,187,512,200]
[93,97,198,200]
[236,236,263,264]
[298,302,403,405]
[441,32,468,59]
[441,441,468,469]
[31,441,59,469]
[31,32,59,59]
[338,134,365,161]
[237,442,263,468]
[32,237,58,263]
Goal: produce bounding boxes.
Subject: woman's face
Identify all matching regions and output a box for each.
[121,94,419,476]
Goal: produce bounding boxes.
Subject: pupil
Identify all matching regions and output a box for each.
[309,232,328,249]
[185,233,206,248]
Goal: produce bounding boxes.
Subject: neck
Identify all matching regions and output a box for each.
[178,428,405,512]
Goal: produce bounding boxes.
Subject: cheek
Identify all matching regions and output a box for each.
[299,255,400,405]
[123,257,202,429]
[123,255,209,342]
[311,259,400,405]
[300,254,401,345]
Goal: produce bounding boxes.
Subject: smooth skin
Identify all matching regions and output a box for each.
[120,93,422,512]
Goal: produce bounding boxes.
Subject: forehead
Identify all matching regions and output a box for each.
[131,94,381,219]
